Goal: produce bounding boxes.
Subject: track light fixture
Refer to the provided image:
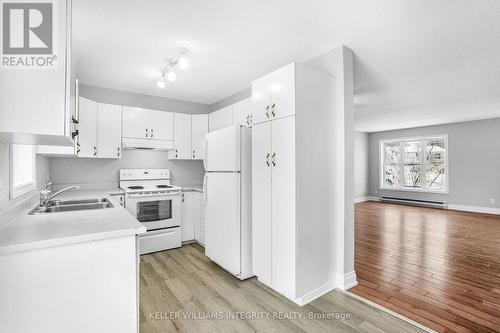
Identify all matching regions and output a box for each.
[156,47,189,88]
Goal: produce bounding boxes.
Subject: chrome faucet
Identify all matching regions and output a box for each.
[39,184,80,209]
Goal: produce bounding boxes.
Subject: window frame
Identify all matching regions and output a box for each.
[379,134,449,194]
[9,144,36,199]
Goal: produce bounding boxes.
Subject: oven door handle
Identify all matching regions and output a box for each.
[127,192,181,199]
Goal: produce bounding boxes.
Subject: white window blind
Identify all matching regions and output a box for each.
[380,136,448,193]
[10,144,36,198]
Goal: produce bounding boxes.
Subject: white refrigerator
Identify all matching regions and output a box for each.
[203,125,253,280]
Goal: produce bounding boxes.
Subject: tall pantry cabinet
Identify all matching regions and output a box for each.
[251,62,337,305]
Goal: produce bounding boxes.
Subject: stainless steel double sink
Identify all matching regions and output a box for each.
[29,198,114,215]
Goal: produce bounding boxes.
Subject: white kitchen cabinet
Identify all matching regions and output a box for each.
[181,192,195,241]
[251,122,272,285]
[251,62,337,305]
[77,97,122,159]
[251,63,295,125]
[78,98,98,158]
[270,116,296,296]
[0,0,76,146]
[97,103,122,158]
[122,107,173,141]
[171,113,192,160]
[122,107,149,139]
[251,74,273,124]
[0,235,140,333]
[149,110,174,141]
[195,191,205,245]
[209,105,233,132]
[252,117,295,294]
[191,114,209,159]
[109,193,125,207]
[233,98,252,127]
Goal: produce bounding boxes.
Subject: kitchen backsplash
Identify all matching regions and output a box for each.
[49,149,204,189]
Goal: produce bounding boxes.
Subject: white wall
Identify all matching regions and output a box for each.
[0,143,9,211]
[80,85,210,114]
[354,131,370,200]
[49,150,204,188]
[210,87,251,112]
[305,46,355,290]
[368,118,500,210]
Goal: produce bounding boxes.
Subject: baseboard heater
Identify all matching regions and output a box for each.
[380,196,447,209]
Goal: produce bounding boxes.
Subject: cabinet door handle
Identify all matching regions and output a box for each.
[94,146,97,156]
[193,150,196,158]
[145,128,149,138]
[120,196,123,206]
[271,152,276,166]
[175,148,178,158]
[151,128,154,138]
[117,147,120,157]
[265,153,270,167]
[182,193,185,202]
[265,105,270,118]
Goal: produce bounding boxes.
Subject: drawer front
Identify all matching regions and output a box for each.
[139,227,181,255]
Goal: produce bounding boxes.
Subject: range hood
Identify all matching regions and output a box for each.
[122,138,174,150]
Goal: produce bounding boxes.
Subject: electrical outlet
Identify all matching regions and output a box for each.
[490,198,495,204]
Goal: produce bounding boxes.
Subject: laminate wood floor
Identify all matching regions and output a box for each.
[139,243,425,333]
[351,201,500,333]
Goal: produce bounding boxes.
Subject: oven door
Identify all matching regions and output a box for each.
[125,193,181,231]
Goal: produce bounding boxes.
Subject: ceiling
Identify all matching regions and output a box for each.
[74,0,500,132]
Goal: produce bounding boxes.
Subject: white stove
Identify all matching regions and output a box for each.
[120,169,182,254]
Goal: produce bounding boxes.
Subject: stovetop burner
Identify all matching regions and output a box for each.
[156,185,173,189]
[128,186,144,190]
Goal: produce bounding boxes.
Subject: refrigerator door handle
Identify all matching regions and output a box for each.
[203,174,208,206]
[203,138,208,170]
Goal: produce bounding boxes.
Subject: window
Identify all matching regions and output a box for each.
[10,144,36,199]
[380,136,448,193]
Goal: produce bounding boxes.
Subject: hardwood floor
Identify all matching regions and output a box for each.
[139,243,426,333]
[351,201,500,333]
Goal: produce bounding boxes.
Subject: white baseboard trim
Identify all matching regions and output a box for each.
[448,204,500,215]
[354,196,379,203]
[344,290,436,333]
[337,271,358,290]
[292,280,337,306]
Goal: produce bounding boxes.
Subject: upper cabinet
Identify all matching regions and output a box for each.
[233,98,252,127]
[0,0,76,146]
[172,113,192,160]
[191,114,209,160]
[97,103,122,158]
[252,63,295,125]
[122,107,149,139]
[149,110,174,141]
[209,106,233,132]
[208,97,252,133]
[78,98,98,158]
[170,113,209,160]
[122,107,173,141]
[77,97,122,159]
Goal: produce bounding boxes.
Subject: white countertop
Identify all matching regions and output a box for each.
[0,189,146,255]
[176,184,203,192]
